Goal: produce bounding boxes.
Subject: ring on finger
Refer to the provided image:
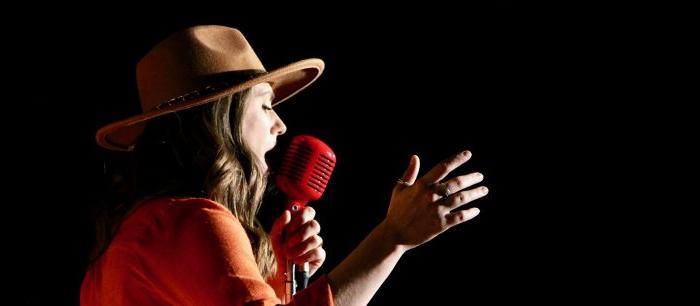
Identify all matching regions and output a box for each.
[442,185,452,200]
[434,183,451,200]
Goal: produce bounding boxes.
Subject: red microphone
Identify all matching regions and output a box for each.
[276,134,336,212]
[275,135,336,298]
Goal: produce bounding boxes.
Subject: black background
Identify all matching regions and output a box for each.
[11,2,693,305]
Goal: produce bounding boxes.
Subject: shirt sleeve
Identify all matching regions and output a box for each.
[134,198,335,306]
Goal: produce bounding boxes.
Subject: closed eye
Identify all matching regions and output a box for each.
[261,92,275,111]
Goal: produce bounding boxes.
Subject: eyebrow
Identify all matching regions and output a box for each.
[258,87,275,102]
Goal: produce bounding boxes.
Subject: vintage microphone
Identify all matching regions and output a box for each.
[275,135,336,300]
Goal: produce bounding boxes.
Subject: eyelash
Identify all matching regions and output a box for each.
[262,105,272,111]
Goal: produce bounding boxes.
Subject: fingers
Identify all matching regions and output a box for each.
[287,206,316,236]
[295,246,326,266]
[420,150,472,185]
[286,219,321,246]
[285,206,323,258]
[396,155,420,188]
[441,186,489,210]
[295,247,326,276]
[287,234,323,259]
[270,210,292,246]
[432,172,484,201]
[444,207,480,228]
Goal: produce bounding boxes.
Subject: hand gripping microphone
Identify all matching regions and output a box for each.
[275,135,336,299]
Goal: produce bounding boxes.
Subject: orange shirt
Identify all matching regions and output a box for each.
[80,197,335,306]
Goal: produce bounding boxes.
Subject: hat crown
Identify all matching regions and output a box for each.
[136,25,265,111]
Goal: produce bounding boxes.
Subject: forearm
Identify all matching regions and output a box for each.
[327,222,408,306]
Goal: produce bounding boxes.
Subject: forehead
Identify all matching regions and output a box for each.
[251,82,273,93]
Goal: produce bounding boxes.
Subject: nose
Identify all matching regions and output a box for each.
[273,114,287,136]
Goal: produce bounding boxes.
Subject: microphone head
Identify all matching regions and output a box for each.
[276,135,336,210]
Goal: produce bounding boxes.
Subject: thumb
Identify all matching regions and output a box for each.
[396,155,420,188]
[271,210,292,245]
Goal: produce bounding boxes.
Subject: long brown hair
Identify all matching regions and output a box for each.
[92,88,277,279]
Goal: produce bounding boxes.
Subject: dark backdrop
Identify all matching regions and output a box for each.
[12,3,692,305]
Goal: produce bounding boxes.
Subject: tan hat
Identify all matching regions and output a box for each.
[96,25,324,151]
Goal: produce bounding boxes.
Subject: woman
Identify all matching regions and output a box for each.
[82,25,489,306]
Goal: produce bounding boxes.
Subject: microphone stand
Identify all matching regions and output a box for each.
[285,258,295,303]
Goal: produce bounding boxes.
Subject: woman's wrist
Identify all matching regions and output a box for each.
[375,220,411,254]
[268,263,288,301]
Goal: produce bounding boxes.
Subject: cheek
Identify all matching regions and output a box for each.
[255,113,275,133]
[245,114,272,150]
[242,105,261,132]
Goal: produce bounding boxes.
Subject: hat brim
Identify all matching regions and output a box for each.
[96,58,324,151]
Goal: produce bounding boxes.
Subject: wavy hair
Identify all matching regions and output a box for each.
[92,88,277,279]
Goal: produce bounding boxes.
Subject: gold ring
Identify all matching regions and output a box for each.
[396,178,410,186]
[442,185,452,199]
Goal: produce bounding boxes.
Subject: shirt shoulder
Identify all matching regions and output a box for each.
[116,197,245,242]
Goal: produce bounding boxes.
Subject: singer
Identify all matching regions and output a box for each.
[82,25,489,306]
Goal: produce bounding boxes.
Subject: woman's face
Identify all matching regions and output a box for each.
[242,82,287,171]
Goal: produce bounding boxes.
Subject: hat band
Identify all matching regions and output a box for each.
[152,69,267,111]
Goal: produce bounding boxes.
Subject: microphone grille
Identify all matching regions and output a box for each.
[277,135,336,200]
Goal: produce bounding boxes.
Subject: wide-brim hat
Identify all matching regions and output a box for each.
[96,25,324,151]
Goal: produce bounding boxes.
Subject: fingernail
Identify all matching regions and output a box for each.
[481,186,489,194]
[463,150,471,157]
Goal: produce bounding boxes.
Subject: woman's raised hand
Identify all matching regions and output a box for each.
[382,150,488,250]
